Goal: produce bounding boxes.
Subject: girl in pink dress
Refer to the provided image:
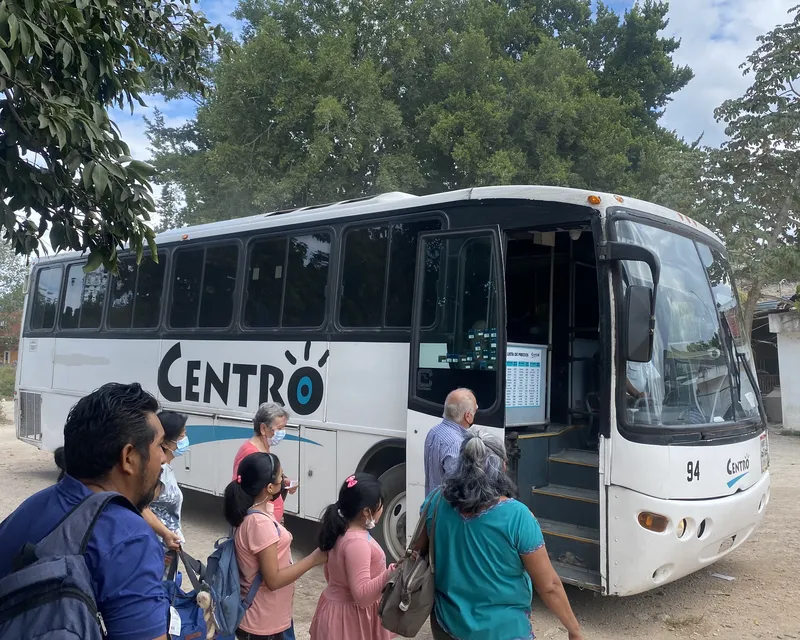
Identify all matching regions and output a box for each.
[310,473,396,640]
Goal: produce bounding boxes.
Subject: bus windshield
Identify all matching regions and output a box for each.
[617,220,760,429]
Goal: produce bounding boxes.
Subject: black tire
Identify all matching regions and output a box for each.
[372,464,406,563]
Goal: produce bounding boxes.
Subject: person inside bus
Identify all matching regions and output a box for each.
[424,388,476,497]
[232,402,299,525]
[309,472,396,640]
[224,452,327,640]
[419,428,584,640]
[142,411,188,579]
[0,382,170,640]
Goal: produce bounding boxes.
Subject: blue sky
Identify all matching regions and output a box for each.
[112,0,800,165]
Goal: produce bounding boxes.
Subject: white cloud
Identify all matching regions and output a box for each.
[659,0,797,146]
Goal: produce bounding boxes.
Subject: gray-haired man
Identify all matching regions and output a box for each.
[424,388,477,497]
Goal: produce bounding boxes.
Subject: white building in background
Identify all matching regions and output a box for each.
[769,311,800,431]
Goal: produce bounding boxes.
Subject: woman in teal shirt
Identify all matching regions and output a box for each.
[421,428,583,640]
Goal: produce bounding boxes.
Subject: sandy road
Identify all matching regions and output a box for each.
[1,407,798,639]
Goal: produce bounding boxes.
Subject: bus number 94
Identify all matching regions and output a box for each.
[687,460,700,482]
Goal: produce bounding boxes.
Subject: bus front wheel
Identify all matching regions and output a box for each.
[373,464,406,563]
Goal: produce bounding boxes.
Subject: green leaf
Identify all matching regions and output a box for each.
[84,251,104,273]
[23,19,50,46]
[82,160,96,191]
[7,13,18,46]
[146,234,159,258]
[0,48,12,78]
[55,121,67,149]
[92,163,109,198]
[61,41,73,68]
[49,222,66,250]
[18,21,30,56]
[127,160,157,178]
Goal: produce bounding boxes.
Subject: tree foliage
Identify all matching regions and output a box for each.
[0,0,226,270]
[699,5,800,331]
[148,0,694,227]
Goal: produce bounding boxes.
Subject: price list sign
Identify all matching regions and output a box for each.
[505,343,548,426]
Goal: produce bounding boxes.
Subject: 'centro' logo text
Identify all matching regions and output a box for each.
[727,455,750,476]
[157,341,329,415]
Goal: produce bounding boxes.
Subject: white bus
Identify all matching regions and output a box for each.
[15,186,770,596]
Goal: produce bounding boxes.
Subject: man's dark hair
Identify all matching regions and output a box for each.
[64,382,160,480]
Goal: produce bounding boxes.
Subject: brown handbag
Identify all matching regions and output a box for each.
[378,490,442,638]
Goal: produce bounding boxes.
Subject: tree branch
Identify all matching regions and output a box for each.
[2,89,34,140]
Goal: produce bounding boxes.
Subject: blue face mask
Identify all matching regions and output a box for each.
[173,436,190,457]
[268,429,286,447]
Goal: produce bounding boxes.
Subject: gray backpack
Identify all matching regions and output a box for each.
[0,491,139,639]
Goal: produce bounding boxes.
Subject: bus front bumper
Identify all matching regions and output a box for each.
[606,471,770,596]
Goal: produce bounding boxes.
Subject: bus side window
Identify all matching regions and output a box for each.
[244,233,331,329]
[170,245,240,329]
[61,263,108,330]
[339,219,441,329]
[109,254,166,330]
[109,258,137,328]
[133,255,166,329]
[244,237,287,329]
[282,233,330,328]
[170,248,204,328]
[340,226,388,328]
[29,266,63,331]
[198,245,239,328]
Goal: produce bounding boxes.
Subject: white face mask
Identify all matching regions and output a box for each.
[365,513,376,530]
[268,429,286,446]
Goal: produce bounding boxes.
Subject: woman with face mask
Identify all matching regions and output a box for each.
[224,452,327,640]
[232,403,297,526]
[310,473,395,640]
[142,410,189,578]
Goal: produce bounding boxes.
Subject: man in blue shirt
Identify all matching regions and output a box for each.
[0,382,169,640]
[424,388,476,496]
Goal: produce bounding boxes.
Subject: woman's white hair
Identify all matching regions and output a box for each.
[253,402,290,434]
[442,427,516,513]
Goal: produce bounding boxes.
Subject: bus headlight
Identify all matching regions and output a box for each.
[677,518,687,538]
[638,512,669,533]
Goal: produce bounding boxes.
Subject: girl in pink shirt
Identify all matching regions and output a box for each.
[224,452,327,640]
[310,473,396,640]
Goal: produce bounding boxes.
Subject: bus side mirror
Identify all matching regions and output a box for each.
[599,241,660,364]
[625,285,653,363]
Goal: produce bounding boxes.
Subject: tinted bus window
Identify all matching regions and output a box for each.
[133,257,165,329]
[244,237,287,328]
[170,245,239,329]
[109,255,165,330]
[386,220,441,327]
[198,245,239,328]
[109,259,136,328]
[339,219,441,328]
[170,248,204,328]
[282,234,330,328]
[340,227,388,327]
[30,266,63,330]
[61,264,108,329]
[244,233,331,329]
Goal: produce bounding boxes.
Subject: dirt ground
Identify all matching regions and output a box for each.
[1,402,799,640]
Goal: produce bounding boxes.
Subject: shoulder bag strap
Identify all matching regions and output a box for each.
[178,549,203,593]
[428,490,443,574]
[241,509,279,606]
[406,495,433,555]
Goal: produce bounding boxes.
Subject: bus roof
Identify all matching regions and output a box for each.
[35,185,722,264]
